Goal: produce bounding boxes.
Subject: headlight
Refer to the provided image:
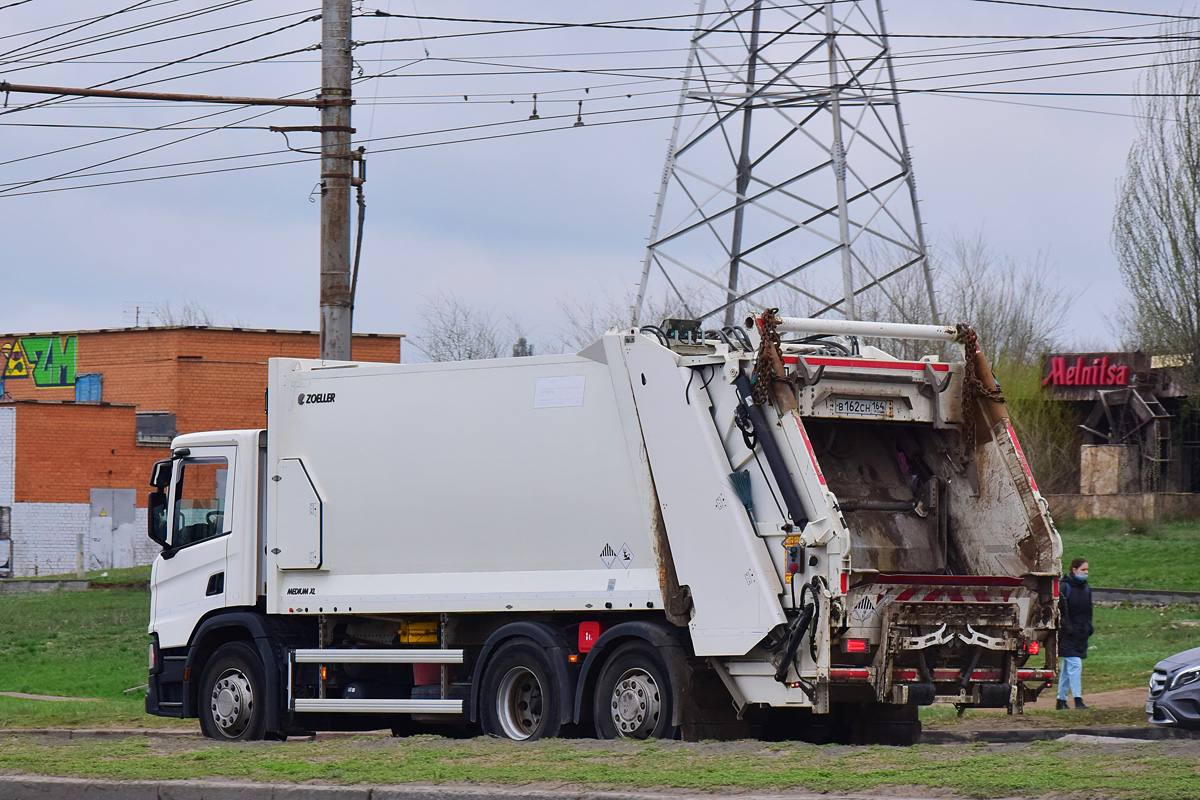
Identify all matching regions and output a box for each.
[1170,664,1200,690]
[148,637,161,676]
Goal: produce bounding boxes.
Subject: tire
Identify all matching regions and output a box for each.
[479,638,563,741]
[842,702,922,746]
[593,641,677,740]
[198,641,269,741]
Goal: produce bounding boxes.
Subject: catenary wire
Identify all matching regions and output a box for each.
[2,5,1190,191]
[0,0,183,44]
[0,0,160,63]
[0,0,252,64]
[5,71,1198,201]
[2,5,315,73]
[967,0,1199,19]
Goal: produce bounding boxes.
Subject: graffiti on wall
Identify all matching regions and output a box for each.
[1,336,78,389]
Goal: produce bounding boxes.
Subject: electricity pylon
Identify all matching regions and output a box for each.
[635,0,938,328]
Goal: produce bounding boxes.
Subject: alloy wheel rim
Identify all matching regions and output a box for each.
[609,667,661,738]
[496,666,543,740]
[210,668,254,738]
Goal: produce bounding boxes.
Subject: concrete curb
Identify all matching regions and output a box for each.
[1092,587,1200,605]
[3,729,1198,800]
[7,725,1200,745]
[920,724,1200,744]
[0,777,873,800]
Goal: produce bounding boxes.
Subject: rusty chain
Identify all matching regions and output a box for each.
[955,323,1005,453]
[752,308,803,407]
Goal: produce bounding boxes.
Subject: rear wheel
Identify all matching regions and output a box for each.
[593,641,677,740]
[480,638,562,741]
[843,702,921,746]
[198,641,269,741]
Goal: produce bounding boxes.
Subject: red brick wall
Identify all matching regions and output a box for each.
[1,328,401,433]
[13,402,156,505]
[3,328,401,505]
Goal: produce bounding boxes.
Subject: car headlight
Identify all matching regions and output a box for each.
[1170,664,1200,690]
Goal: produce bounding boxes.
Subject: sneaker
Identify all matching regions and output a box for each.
[1075,698,1089,709]
[1056,699,1069,710]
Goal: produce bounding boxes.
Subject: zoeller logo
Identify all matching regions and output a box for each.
[286,587,315,595]
[297,392,336,406]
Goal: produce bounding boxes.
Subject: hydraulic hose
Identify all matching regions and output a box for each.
[733,370,809,529]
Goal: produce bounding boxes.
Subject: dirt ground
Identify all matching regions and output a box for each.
[925,687,1150,732]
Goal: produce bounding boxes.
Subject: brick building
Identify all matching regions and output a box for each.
[0,327,402,577]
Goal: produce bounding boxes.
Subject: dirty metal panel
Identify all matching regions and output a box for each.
[805,418,944,573]
[889,601,1019,629]
[947,423,1058,577]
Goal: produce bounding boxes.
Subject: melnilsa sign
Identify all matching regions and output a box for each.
[1041,354,1133,388]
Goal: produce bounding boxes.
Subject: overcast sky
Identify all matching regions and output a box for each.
[2,1,1191,356]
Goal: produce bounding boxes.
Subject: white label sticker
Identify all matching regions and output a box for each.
[534,375,586,408]
[618,543,634,568]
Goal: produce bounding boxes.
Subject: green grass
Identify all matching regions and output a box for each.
[0,585,186,729]
[1086,604,1200,692]
[0,735,1198,798]
[1058,518,1200,591]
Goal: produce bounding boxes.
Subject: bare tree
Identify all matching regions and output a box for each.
[409,291,516,362]
[1113,22,1200,392]
[150,300,216,326]
[554,286,711,353]
[938,232,1073,366]
[848,234,1071,364]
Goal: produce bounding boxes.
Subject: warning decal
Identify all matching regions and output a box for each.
[617,543,634,568]
[849,594,877,625]
[600,544,617,569]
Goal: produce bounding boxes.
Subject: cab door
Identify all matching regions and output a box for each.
[150,448,237,648]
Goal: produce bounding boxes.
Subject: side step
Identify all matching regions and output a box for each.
[288,648,465,714]
[292,698,462,713]
[292,648,464,664]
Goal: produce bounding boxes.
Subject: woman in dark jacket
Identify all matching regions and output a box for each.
[1057,557,1093,709]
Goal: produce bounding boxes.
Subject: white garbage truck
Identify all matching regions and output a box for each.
[145,312,1062,744]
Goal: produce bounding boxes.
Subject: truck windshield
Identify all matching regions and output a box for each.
[172,457,230,548]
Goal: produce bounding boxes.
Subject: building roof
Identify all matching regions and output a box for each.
[1,325,404,339]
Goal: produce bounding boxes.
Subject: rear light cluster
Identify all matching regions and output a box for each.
[841,638,870,654]
[1025,640,1041,655]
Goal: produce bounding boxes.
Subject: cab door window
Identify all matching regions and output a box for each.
[171,458,230,548]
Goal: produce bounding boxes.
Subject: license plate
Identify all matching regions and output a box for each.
[833,397,892,417]
[1145,699,1155,715]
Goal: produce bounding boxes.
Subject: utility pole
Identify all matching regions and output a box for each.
[5,6,359,356]
[319,0,354,361]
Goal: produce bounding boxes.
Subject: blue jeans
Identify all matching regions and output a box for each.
[1058,656,1082,700]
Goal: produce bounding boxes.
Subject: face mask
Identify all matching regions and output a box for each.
[1076,573,1088,582]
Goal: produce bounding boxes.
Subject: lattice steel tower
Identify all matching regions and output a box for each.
[635,0,938,328]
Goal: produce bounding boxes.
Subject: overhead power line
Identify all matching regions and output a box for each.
[3,1,1197,205]
[2,5,314,73]
[0,0,182,44]
[0,0,252,64]
[968,0,1200,19]
[0,0,160,63]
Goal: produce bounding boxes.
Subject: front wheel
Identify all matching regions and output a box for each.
[480,638,562,741]
[593,641,677,739]
[198,641,269,741]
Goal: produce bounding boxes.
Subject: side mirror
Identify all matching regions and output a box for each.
[150,459,173,489]
[148,491,169,548]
